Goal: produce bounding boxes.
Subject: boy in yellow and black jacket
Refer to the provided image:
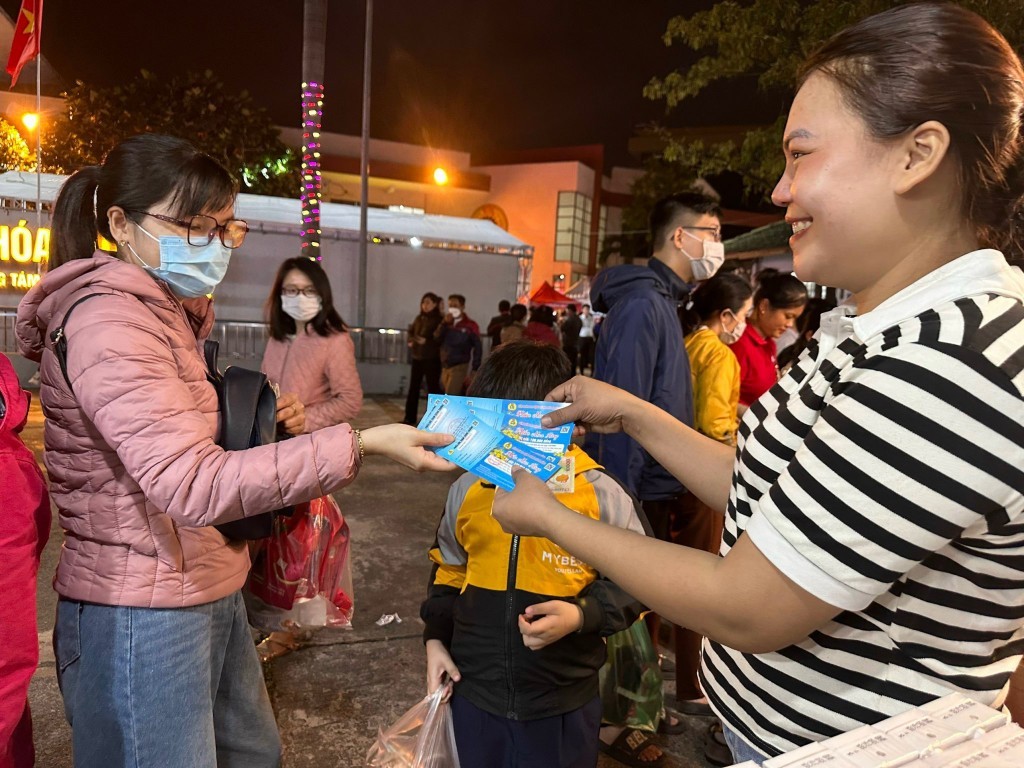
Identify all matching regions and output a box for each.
[421,342,650,768]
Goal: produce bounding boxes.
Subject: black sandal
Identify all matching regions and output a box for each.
[599,728,666,767]
[656,707,687,735]
[704,722,733,767]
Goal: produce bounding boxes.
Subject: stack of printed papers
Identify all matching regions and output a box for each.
[416,395,575,490]
[728,692,1024,767]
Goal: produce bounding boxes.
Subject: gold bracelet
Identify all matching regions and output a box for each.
[353,428,365,461]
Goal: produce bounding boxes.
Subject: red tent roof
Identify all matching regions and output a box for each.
[528,281,575,307]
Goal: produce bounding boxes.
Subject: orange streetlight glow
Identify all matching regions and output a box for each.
[21,112,38,131]
[433,167,449,186]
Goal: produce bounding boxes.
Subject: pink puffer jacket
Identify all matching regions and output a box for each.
[16,252,361,608]
[262,330,363,432]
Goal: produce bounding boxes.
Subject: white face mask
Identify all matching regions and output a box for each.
[718,310,746,345]
[449,307,463,319]
[681,229,726,282]
[281,294,322,323]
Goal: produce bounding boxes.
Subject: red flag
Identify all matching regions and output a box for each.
[6,0,43,89]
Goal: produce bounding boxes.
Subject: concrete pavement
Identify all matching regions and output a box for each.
[24,396,717,767]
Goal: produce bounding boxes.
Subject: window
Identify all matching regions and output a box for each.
[554,191,593,266]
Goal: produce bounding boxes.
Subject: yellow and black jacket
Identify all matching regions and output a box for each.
[420,446,649,721]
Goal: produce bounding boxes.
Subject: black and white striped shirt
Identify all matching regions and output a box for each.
[701,249,1024,758]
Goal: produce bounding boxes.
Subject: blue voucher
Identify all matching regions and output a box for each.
[417,396,565,490]
[425,395,573,454]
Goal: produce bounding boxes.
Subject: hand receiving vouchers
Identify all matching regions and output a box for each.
[416,395,574,490]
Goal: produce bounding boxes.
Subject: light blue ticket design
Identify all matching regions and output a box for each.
[425,395,574,455]
[417,397,561,490]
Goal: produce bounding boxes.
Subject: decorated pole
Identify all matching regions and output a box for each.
[300,0,327,258]
[357,0,373,326]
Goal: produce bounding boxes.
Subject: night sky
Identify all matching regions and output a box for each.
[2,1,784,168]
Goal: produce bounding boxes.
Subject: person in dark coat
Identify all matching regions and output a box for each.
[560,304,583,373]
[404,292,445,424]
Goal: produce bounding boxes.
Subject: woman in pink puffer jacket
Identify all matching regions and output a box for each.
[249,256,363,661]
[15,134,453,768]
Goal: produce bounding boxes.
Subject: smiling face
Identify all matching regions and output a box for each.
[771,73,906,293]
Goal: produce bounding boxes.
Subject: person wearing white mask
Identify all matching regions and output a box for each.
[586,191,723,765]
[253,256,364,661]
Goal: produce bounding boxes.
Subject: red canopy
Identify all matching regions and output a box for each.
[528,281,576,308]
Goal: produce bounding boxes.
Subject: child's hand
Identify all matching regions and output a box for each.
[518,600,584,651]
[492,468,560,538]
[425,639,461,700]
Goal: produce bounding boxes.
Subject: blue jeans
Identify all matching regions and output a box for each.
[54,591,280,768]
[723,724,768,766]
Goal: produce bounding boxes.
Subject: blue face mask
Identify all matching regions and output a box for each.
[126,222,232,298]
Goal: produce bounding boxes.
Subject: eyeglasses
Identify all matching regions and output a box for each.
[126,210,249,249]
[281,287,319,298]
[682,225,723,243]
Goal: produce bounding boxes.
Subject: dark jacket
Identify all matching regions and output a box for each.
[561,314,582,348]
[586,258,694,500]
[421,447,648,721]
[408,311,443,361]
[486,313,513,348]
[436,316,483,369]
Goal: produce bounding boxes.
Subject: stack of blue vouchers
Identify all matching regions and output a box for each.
[416,395,575,491]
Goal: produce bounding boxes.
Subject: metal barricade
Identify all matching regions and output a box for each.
[211,322,408,363]
[0,309,17,355]
[0,310,408,364]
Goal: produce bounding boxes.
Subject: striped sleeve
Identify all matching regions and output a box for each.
[746,338,1024,611]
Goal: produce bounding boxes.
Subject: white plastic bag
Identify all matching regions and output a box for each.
[365,684,461,768]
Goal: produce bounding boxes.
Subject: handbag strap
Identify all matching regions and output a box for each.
[204,339,221,383]
[50,293,106,391]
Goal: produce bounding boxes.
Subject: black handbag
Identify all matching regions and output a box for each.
[51,293,289,541]
[203,339,292,540]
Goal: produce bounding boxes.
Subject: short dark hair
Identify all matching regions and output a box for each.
[449,294,466,307]
[52,134,237,268]
[754,268,808,310]
[799,2,1024,260]
[650,192,722,251]
[565,304,577,313]
[468,341,572,401]
[266,257,348,340]
[498,300,511,312]
[509,304,528,322]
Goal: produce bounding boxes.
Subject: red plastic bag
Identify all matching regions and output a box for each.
[246,496,354,628]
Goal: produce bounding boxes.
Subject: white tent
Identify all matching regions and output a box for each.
[0,171,531,256]
[0,171,533,329]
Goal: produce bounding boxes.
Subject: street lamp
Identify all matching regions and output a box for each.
[433,167,449,186]
[20,112,42,230]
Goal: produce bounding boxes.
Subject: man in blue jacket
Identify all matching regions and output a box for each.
[587,191,724,719]
[435,294,483,394]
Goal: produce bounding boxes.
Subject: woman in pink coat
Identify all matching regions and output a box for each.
[252,256,363,661]
[15,134,452,768]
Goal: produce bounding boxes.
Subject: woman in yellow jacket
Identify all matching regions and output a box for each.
[677,271,753,760]
[684,272,753,446]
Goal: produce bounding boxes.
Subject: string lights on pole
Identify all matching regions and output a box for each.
[300,80,324,259]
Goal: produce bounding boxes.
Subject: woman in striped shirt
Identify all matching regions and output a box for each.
[491,3,1024,765]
